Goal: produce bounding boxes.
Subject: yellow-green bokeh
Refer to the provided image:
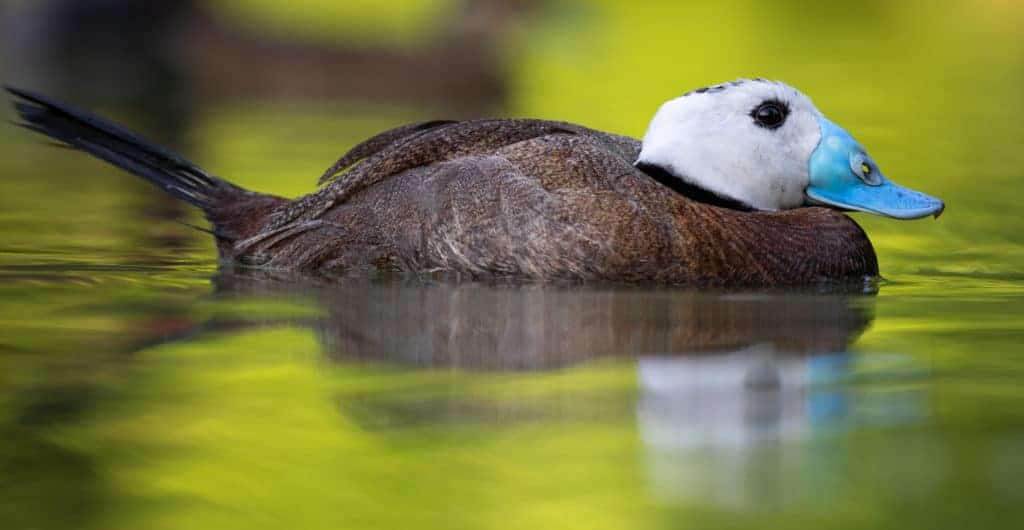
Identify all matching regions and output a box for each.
[2,2,1024,530]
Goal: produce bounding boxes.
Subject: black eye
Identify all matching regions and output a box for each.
[751,101,789,129]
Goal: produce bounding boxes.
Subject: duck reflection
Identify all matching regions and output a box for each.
[211,271,875,370]
[207,271,930,509]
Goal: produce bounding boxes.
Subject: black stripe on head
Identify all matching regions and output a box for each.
[682,78,776,98]
[683,79,760,97]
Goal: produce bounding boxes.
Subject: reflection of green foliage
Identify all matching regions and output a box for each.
[5,323,1022,530]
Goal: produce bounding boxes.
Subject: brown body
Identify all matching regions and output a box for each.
[9,90,877,285]
[220,120,877,285]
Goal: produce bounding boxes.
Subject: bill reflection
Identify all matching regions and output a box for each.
[637,348,929,509]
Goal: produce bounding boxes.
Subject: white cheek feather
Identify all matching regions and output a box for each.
[637,79,823,211]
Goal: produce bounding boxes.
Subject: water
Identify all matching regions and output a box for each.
[2,1,1024,529]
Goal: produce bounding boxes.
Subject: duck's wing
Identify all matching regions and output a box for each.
[268,119,612,231]
[316,120,458,185]
[245,132,669,276]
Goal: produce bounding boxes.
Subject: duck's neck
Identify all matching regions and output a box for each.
[634,162,753,211]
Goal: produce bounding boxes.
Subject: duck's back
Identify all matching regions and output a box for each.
[241,120,878,285]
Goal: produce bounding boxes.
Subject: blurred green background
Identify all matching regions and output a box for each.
[1,1,1023,529]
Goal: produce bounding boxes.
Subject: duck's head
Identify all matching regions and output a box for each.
[636,79,944,219]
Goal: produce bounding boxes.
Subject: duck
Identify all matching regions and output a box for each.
[6,79,944,285]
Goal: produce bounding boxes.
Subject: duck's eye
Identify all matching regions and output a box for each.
[751,101,788,129]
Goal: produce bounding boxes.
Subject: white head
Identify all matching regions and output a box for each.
[635,79,944,219]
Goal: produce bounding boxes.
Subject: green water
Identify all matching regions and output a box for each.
[2,1,1024,529]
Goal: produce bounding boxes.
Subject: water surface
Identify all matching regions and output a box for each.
[2,1,1024,529]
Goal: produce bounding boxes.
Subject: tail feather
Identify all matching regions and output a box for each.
[6,86,241,212]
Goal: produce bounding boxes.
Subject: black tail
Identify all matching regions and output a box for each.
[6,86,245,213]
